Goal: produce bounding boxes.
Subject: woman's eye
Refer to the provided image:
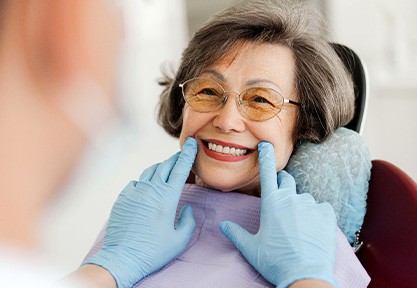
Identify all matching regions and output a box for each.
[200,88,219,96]
[253,96,271,104]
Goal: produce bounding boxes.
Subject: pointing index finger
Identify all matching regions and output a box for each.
[258,142,278,198]
[167,137,198,191]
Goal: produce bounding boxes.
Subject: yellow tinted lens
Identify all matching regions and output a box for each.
[240,88,283,120]
[183,78,224,111]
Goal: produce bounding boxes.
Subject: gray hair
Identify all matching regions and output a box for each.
[157,0,354,143]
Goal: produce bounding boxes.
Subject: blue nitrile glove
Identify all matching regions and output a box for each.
[219,142,338,288]
[83,137,198,288]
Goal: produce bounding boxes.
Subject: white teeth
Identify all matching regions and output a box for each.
[207,142,247,156]
[215,145,223,153]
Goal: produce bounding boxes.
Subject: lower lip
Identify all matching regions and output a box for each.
[202,144,253,162]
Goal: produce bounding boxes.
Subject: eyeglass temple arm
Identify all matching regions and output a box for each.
[284,98,301,106]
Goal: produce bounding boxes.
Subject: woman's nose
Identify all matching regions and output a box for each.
[212,93,246,133]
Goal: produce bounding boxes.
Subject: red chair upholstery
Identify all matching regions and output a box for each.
[356,160,417,287]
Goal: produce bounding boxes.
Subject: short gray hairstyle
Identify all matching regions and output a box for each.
[157,0,354,143]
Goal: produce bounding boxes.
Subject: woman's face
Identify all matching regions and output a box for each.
[179,42,299,195]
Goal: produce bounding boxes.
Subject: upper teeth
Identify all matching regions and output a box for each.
[208,142,247,156]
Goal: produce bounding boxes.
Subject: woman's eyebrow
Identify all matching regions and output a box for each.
[247,79,283,91]
[200,69,226,82]
[200,71,283,92]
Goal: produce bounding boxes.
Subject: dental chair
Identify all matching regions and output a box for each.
[333,43,368,135]
[334,43,417,287]
[356,160,417,288]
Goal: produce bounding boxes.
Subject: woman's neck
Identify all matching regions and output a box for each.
[190,172,261,197]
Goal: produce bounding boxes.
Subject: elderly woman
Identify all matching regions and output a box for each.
[83,1,370,287]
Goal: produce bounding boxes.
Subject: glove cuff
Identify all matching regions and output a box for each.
[82,249,144,288]
[277,274,339,288]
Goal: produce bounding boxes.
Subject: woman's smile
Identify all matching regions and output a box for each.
[201,138,255,162]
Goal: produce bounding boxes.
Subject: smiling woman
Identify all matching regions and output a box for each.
[155,0,368,285]
[154,0,368,285]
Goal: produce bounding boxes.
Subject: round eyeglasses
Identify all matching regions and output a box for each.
[179,77,301,121]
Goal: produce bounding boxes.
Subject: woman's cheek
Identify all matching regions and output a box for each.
[178,108,192,149]
[274,144,293,171]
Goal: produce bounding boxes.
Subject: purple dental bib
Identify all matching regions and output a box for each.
[86,184,370,287]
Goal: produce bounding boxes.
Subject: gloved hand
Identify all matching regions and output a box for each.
[83,137,198,288]
[219,142,338,288]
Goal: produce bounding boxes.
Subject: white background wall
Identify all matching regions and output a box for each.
[39,0,416,276]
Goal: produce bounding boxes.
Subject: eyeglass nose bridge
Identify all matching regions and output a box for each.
[219,91,244,108]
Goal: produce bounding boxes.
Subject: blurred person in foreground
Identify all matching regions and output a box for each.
[0,0,195,287]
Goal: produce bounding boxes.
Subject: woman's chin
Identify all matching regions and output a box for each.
[194,175,230,190]
[194,175,260,196]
